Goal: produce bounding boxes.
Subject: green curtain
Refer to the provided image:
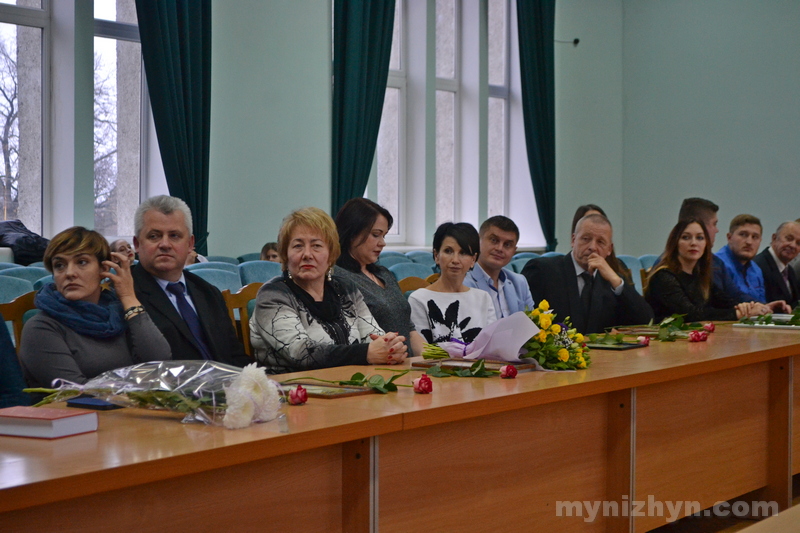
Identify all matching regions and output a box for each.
[517,0,557,251]
[331,0,396,216]
[135,0,212,255]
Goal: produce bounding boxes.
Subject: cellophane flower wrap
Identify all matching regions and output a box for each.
[519,300,591,370]
[31,361,281,429]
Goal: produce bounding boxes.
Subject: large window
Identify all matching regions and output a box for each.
[0,1,44,233]
[370,0,540,247]
[93,0,144,237]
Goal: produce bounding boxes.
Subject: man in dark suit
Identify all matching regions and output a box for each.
[521,214,653,334]
[753,221,800,309]
[132,195,249,366]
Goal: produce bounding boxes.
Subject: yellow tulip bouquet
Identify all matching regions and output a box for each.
[519,300,591,370]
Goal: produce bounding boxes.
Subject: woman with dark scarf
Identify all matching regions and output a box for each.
[250,207,407,374]
[19,227,171,388]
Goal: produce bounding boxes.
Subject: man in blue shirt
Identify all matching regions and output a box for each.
[715,214,767,302]
[464,216,535,319]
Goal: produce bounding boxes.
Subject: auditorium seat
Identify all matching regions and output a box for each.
[388,262,434,281]
[185,261,239,274]
[239,260,282,285]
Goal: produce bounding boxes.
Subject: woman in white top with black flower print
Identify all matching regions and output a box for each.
[408,222,496,344]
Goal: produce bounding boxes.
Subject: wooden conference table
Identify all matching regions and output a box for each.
[1,324,799,532]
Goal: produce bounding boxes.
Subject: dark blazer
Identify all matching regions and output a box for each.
[521,253,653,334]
[753,248,799,308]
[132,264,250,367]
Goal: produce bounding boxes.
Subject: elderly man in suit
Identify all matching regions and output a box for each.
[131,195,249,366]
[754,221,800,309]
[521,214,653,334]
[464,215,535,318]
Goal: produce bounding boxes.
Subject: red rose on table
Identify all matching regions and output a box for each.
[636,336,650,347]
[688,330,708,342]
[288,385,308,405]
[413,374,433,394]
[703,322,715,333]
[500,365,518,379]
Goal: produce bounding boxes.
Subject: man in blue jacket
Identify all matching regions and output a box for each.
[464,216,535,318]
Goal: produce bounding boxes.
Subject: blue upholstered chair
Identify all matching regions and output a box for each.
[238,260,282,285]
[0,262,18,270]
[512,252,540,261]
[509,258,532,274]
[189,269,242,294]
[379,251,406,258]
[617,255,644,294]
[27,262,45,268]
[237,252,261,264]
[205,255,239,265]
[0,266,49,285]
[541,251,564,258]
[639,254,659,271]
[0,277,34,304]
[34,275,54,290]
[405,251,436,267]
[378,255,412,268]
[185,261,239,274]
[388,262,434,281]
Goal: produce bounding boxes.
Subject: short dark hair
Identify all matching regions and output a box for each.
[571,204,607,235]
[335,198,393,271]
[728,214,761,234]
[44,226,109,273]
[432,222,480,257]
[479,215,519,241]
[679,198,718,222]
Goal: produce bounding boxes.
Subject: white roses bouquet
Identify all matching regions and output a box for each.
[27,361,282,429]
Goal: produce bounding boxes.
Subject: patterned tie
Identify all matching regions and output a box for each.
[782,267,791,293]
[166,282,212,360]
[580,272,594,313]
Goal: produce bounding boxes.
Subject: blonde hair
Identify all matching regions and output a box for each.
[44,227,109,273]
[277,207,340,269]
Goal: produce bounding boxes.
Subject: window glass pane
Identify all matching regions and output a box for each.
[488,97,505,217]
[376,87,399,235]
[435,0,455,79]
[488,0,506,86]
[435,90,455,225]
[94,36,142,236]
[0,22,42,232]
[0,0,42,9]
[95,0,138,25]
[388,0,401,71]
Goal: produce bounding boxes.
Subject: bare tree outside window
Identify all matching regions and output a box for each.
[0,20,42,233]
[93,0,142,237]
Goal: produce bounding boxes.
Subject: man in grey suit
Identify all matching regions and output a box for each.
[132,195,249,366]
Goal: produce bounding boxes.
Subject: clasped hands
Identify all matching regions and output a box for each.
[367,332,408,365]
[735,300,791,319]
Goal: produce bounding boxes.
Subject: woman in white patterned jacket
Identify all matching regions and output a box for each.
[250,207,407,374]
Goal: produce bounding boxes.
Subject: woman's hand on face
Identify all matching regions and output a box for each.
[102,252,140,309]
[367,333,408,365]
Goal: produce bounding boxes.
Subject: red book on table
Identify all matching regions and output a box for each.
[0,406,98,439]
